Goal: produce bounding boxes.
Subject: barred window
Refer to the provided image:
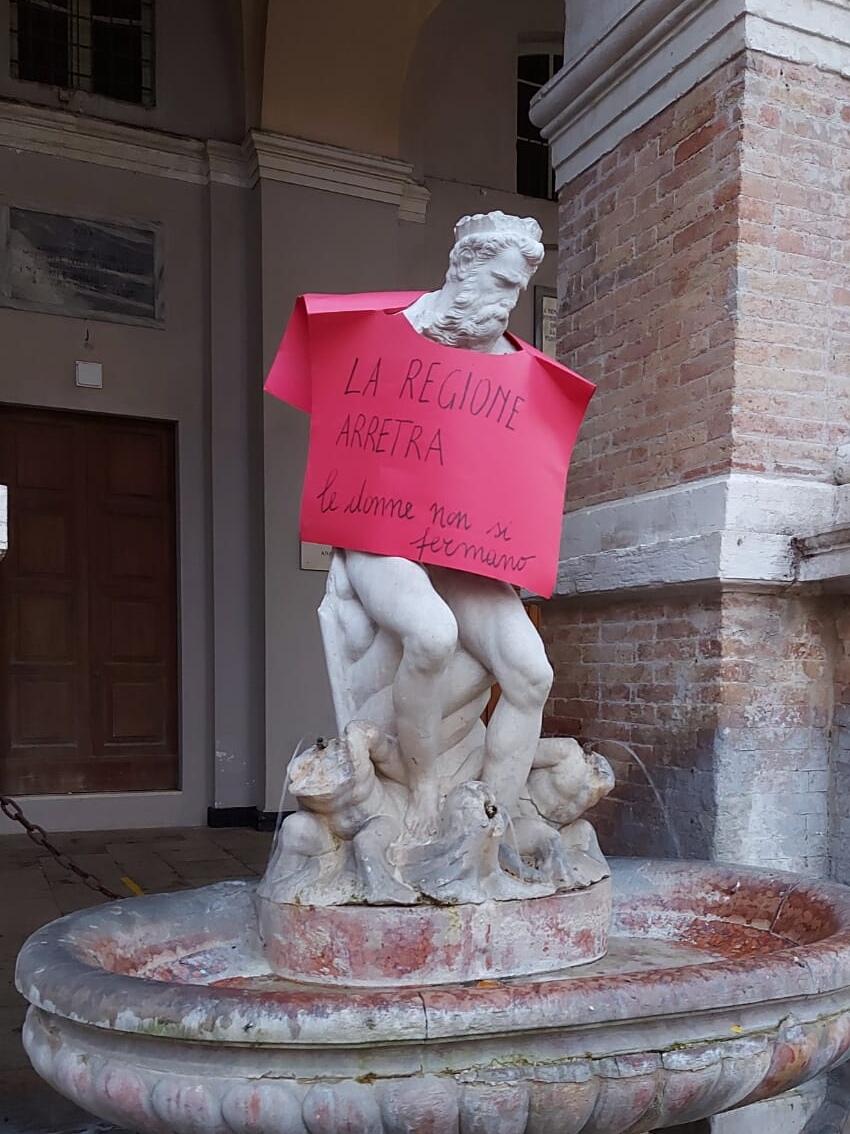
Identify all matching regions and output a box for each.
[516,52,562,200]
[10,0,155,107]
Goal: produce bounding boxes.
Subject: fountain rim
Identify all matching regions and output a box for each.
[15,856,850,1048]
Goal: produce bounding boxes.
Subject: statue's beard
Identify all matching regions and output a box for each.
[422,285,510,349]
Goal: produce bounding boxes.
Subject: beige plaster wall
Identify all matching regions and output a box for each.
[0,1,264,831]
[398,0,564,318]
[259,183,558,813]
[0,147,216,832]
[209,182,266,812]
[0,0,567,826]
[260,186,406,813]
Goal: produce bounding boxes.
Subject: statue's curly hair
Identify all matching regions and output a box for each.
[446,229,544,284]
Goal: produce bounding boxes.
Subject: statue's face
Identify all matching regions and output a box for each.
[467,246,529,314]
[426,241,536,350]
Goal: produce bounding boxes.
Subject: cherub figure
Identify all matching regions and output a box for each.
[259,720,415,906]
[260,725,614,907]
[503,737,615,890]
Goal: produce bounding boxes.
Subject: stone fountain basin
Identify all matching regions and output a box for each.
[15,858,850,1134]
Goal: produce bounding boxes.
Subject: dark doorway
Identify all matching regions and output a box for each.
[0,405,179,794]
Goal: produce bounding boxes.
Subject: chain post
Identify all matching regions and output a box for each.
[1,793,120,900]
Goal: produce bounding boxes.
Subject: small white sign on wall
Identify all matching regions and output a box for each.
[534,287,558,359]
[300,541,334,571]
[75,360,103,388]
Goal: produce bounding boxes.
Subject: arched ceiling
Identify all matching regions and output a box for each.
[257,0,445,157]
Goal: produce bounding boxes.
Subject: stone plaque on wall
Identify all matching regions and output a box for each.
[0,207,163,325]
[534,286,557,359]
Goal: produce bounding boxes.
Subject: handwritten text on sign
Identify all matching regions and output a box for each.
[266,297,594,597]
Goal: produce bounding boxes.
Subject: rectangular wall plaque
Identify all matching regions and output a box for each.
[300,541,334,571]
[534,286,557,359]
[1,206,163,325]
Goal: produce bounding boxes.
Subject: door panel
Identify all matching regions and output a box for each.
[13,679,75,742]
[0,410,88,794]
[13,593,75,661]
[87,418,177,789]
[14,420,75,490]
[16,511,72,575]
[0,406,178,795]
[108,599,160,660]
[104,428,166,498]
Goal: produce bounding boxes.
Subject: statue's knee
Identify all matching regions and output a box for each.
[505,650,553,709]
[406,613,457,675]
[278,811,330,857]
[528,655,554,704]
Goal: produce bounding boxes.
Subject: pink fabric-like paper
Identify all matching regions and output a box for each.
[265,293,595,597]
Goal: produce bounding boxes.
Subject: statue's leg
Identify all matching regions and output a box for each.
[352,815,417,904]
[432,570,553,813]
[344,552,458,835]
[261,812,337,903]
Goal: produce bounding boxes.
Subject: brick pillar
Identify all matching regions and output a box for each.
[533,0,850,880]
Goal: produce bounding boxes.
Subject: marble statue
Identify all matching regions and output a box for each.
[261,212,611,906]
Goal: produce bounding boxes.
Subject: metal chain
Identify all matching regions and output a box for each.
[0,793,120,900]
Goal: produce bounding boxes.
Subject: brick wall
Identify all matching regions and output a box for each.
[541,595,722,860]
[542,592,834,873]
[558,51,850,511]
[735,56,850,478]
[550,50,850,875]
[831,602,850,883]
[558,56,744,510]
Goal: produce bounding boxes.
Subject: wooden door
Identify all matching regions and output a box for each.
[0,406,178,795]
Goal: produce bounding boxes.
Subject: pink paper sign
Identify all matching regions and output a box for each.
[265,294,595,597]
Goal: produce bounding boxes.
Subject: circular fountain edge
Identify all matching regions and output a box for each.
[16,859,850,1134]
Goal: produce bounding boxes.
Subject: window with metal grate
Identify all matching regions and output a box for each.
[10,0,155,107]
[516,51,562,200]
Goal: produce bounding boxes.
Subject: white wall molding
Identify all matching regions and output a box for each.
[0,103,263,191]
[796,525,850,585]
[534,0,850,187]
[249,131,430,222]
[207,139,258,190]
[747,0,850,74]
[0,101,212,183]
[0,106,429,219]
[556,473,850,596]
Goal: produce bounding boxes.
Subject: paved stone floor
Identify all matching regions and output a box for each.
[0,825,273,1134]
